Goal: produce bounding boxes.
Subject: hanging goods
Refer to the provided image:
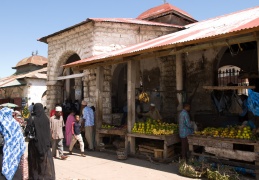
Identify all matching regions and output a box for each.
[247,89,259,116]
[138,92,150,103]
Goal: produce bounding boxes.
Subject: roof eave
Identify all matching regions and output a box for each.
[38,18,183,44]
[38,18,93,44]
[64,28,259,69]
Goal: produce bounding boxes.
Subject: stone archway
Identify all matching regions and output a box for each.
[47,50,82,112]
[111,63,127,113]
[62,54,82,103]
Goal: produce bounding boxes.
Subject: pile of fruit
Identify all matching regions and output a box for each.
[101,124,115,129]
[131,118,178,135]
[194,126,255,140]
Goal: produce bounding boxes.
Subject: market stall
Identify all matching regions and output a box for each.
[96,126,127,151]
[128,133,180,159]
[127,119,180,159]
[188,126,259,179]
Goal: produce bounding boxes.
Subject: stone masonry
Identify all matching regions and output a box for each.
[46,20,178,115]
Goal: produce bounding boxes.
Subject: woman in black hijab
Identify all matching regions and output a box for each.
[26,103,55,179]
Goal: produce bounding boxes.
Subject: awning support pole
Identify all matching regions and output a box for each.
[176,53,183,111]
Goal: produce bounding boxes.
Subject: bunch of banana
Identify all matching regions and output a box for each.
[138,92,149,103]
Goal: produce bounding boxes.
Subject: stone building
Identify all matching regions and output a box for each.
[39,3,196,123]
[37,2,259,156]
[0,54,48,108]
[64,5,259,129]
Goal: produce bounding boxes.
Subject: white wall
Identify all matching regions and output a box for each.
[26,79,47,106]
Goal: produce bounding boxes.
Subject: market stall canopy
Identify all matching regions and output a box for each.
[64,6,259,69]
[0,103,19,108]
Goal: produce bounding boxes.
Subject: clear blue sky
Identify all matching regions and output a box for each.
[0,0,258,78]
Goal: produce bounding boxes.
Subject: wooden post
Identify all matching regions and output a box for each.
[95,67,104,147]
[176,54,183,111]
[255,144,259,180]
[65,68,70,100]
[127,60,137,154]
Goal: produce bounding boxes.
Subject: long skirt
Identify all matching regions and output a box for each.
[65,131,73,147]
[28,142,55,180]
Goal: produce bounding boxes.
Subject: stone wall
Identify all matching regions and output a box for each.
[46,21,178,114]
[102,66,112,124]
[184,48,222,114]
[93,22,177,50]
[159,56,177,122]
[46,23,94,110]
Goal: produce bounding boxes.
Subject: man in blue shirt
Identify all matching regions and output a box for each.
[82,100,95,151]
[178,103,194,160]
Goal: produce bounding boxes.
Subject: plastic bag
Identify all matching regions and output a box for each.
[191,121,198,131]
[247,89,259,116]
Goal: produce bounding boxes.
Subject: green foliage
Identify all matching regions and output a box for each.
[22,106,30,118]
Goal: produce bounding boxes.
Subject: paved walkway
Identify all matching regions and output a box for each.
[54,147,193,180]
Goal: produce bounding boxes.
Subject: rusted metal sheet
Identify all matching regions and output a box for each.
[65,6,259,68]
[137,3,196,21]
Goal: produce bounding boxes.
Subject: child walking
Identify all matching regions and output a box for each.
[69,115,86,157]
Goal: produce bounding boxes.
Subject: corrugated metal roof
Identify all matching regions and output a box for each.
[137,3,196,21]
[0,68,47,88]
[0,79,26,88]
[65,6,259,68]
[38,18,183,43]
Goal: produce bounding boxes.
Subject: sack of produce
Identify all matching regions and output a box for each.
[179,159,206,178]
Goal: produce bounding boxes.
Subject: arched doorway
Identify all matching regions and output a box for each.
[41,90,47,107]
[217,41,258,91]
[112,63,127,113]
[62,54,83,120]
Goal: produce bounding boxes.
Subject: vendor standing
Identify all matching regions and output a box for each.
[178,103,194,160]
[141,103,162,120]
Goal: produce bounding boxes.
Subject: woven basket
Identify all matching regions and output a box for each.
[116,148,127,160]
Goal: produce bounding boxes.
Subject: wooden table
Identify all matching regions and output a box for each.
[127,133,180,159]
[96,128,127,149]
[188,135,259,180]
[97,128,127,136]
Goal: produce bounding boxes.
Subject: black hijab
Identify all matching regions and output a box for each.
[29,103,51,157]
